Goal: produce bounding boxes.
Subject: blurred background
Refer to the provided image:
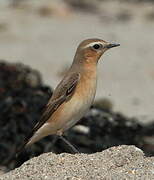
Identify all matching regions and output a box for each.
[0,0,154,173]
[0,0,154,121]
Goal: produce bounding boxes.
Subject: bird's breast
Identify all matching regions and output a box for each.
[59,70,97,130]
[48,69,97,133]
[75,70,97,103]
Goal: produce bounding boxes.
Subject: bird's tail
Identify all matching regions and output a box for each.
[15,130,44,157]
[16,121,53,157]
[15,137,31,158]
[15,130,36,157]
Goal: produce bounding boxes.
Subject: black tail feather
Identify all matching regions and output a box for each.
[15,141,28,158]
[15,130,35,157]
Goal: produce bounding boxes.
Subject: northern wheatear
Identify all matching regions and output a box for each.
[17,38,120,154]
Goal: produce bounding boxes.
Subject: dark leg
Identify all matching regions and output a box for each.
[44,135,59,152]
[59,136,79,154]
[51,135,59,145]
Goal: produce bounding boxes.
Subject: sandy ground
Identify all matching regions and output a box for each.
[1,145,154,179]
[0,0,153,121]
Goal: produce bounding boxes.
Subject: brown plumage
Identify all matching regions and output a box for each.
[16,38,120,155]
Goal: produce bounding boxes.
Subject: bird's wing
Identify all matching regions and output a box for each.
[33,72,80,132]
[16,72,80,155]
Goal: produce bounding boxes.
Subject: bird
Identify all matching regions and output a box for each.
[17,38,120,155]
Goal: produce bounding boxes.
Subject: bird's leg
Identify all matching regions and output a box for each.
[51,135,59,145]
[59,136,79,154]
[44,135,59,153]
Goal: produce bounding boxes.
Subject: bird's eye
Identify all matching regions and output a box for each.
[92,44,102,50]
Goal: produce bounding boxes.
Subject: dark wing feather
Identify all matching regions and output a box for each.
[16,72,80,156]
[34,72,80,131]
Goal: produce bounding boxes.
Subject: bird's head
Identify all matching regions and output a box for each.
[73,38,120,65]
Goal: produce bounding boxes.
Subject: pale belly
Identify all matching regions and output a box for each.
[47,72,97,134]
[58,90,95,132]
[41,78,96,135]
[28,71,97,145]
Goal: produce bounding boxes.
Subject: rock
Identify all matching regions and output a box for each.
[0,145,154,180]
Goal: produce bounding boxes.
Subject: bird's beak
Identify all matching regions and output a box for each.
[105,43,120,49]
